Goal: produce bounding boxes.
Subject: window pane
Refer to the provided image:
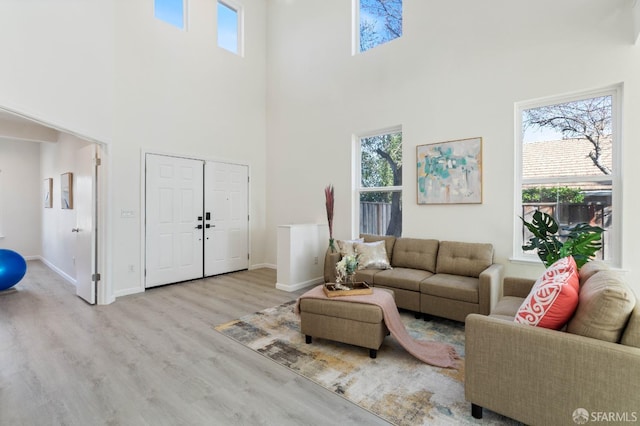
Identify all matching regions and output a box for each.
[518,91,615,263]
[521,182,612,261]
[360,191,402,237]
[218,2,239,54]
[359,0,402,52]
[360,132,402,188]
[522,96,612,179]
[155,0,185,29]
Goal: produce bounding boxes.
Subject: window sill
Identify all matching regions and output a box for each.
[509,256,542,265]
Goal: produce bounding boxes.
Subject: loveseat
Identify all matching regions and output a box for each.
[324,234,503,322]
[465,261,640,425]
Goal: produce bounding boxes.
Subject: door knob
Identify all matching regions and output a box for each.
[195,224,203,229]
[72,228,80,232]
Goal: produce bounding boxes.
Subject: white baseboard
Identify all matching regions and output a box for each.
[276,276,323,292]
[250,263,276,270]
[39,256,77,287]
[114,286,145,298]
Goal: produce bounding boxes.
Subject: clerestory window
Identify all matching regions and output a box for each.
[217,0,243,56]
[354,0,403,53]
[154,0,187,30]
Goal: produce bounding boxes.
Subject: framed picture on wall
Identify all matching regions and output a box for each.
[416,137,483,204]
[44,178,53,208]
[61,172,73,209]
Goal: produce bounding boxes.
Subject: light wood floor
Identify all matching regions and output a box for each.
[0,261,390,425]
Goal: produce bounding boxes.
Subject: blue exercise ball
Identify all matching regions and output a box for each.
[0,249,27,291]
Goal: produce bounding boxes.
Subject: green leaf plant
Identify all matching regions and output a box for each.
[520,210,604,269]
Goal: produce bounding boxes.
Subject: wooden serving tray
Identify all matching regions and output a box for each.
[323,282,373,297]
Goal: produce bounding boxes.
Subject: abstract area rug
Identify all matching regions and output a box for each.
[214,301,519,426]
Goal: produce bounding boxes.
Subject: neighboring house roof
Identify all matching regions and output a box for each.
[523,137,612,190]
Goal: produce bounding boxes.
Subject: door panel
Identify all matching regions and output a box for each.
[204,162,248,276]
[75,144,97,304]
[146,154,204,288]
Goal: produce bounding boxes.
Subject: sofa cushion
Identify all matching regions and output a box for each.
[514,256,579,330]
[336,238,364,257]
[578,260,609,287]
[390,238,439,272]
[355,241,391,270]
[361,234,396,261]
[421,274,479,304]
[435,241,493,278]
[567,270,636,343]
[354,268,380,285]
[621,306,640,348]
[490,296,525,320]
[372,267,433,292]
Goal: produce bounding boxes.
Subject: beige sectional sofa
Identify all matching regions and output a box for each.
[465,261,640,425]
[324,234,503,322]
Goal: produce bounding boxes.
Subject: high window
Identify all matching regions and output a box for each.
[154,0,186,30]
[355,129,402,236]
[217,0,243,56]
[355,0,403,53]
[515,85,621,265]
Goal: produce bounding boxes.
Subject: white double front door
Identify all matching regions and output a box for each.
[145,154,249,288]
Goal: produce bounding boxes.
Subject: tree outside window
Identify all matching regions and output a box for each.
[518,89,619,263]
[358,0,402,52]
[358,131,402,236]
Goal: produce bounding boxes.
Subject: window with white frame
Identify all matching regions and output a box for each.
[217,0,243,56]
[154,0,187,30]
[356,129,402,236]
[354,0,403,53]
[515,85,621,265]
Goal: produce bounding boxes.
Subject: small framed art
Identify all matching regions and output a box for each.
[44,178,53,208]
[61,172,73,209]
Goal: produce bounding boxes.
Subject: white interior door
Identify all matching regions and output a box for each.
[146,154,204,288]
[204,162,249,276]
[75,144,98,304]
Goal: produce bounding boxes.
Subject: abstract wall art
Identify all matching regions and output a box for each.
[416,137,483,204]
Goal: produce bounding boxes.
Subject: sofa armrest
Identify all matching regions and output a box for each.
[478,263,503,315]
[503,276,535,298]
[465,314,640,425]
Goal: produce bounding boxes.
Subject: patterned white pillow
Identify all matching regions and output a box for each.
[355,240,391,270]
[336,238,364,257]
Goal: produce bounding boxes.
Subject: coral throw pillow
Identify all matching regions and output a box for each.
[514,256,580,330]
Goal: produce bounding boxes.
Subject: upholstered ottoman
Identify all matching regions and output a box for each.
[299,289,394,358]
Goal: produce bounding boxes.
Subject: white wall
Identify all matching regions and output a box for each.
[0,0,114,143]
[0,140,41,257]
[0,0,268,298]
[111,0,267,296]
[40,134,92,283]
[266,0,640,287]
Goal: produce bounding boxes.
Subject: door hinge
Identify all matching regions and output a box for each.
[95,157,102,166]
[247,253,250,260]
[92,273,101,282]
